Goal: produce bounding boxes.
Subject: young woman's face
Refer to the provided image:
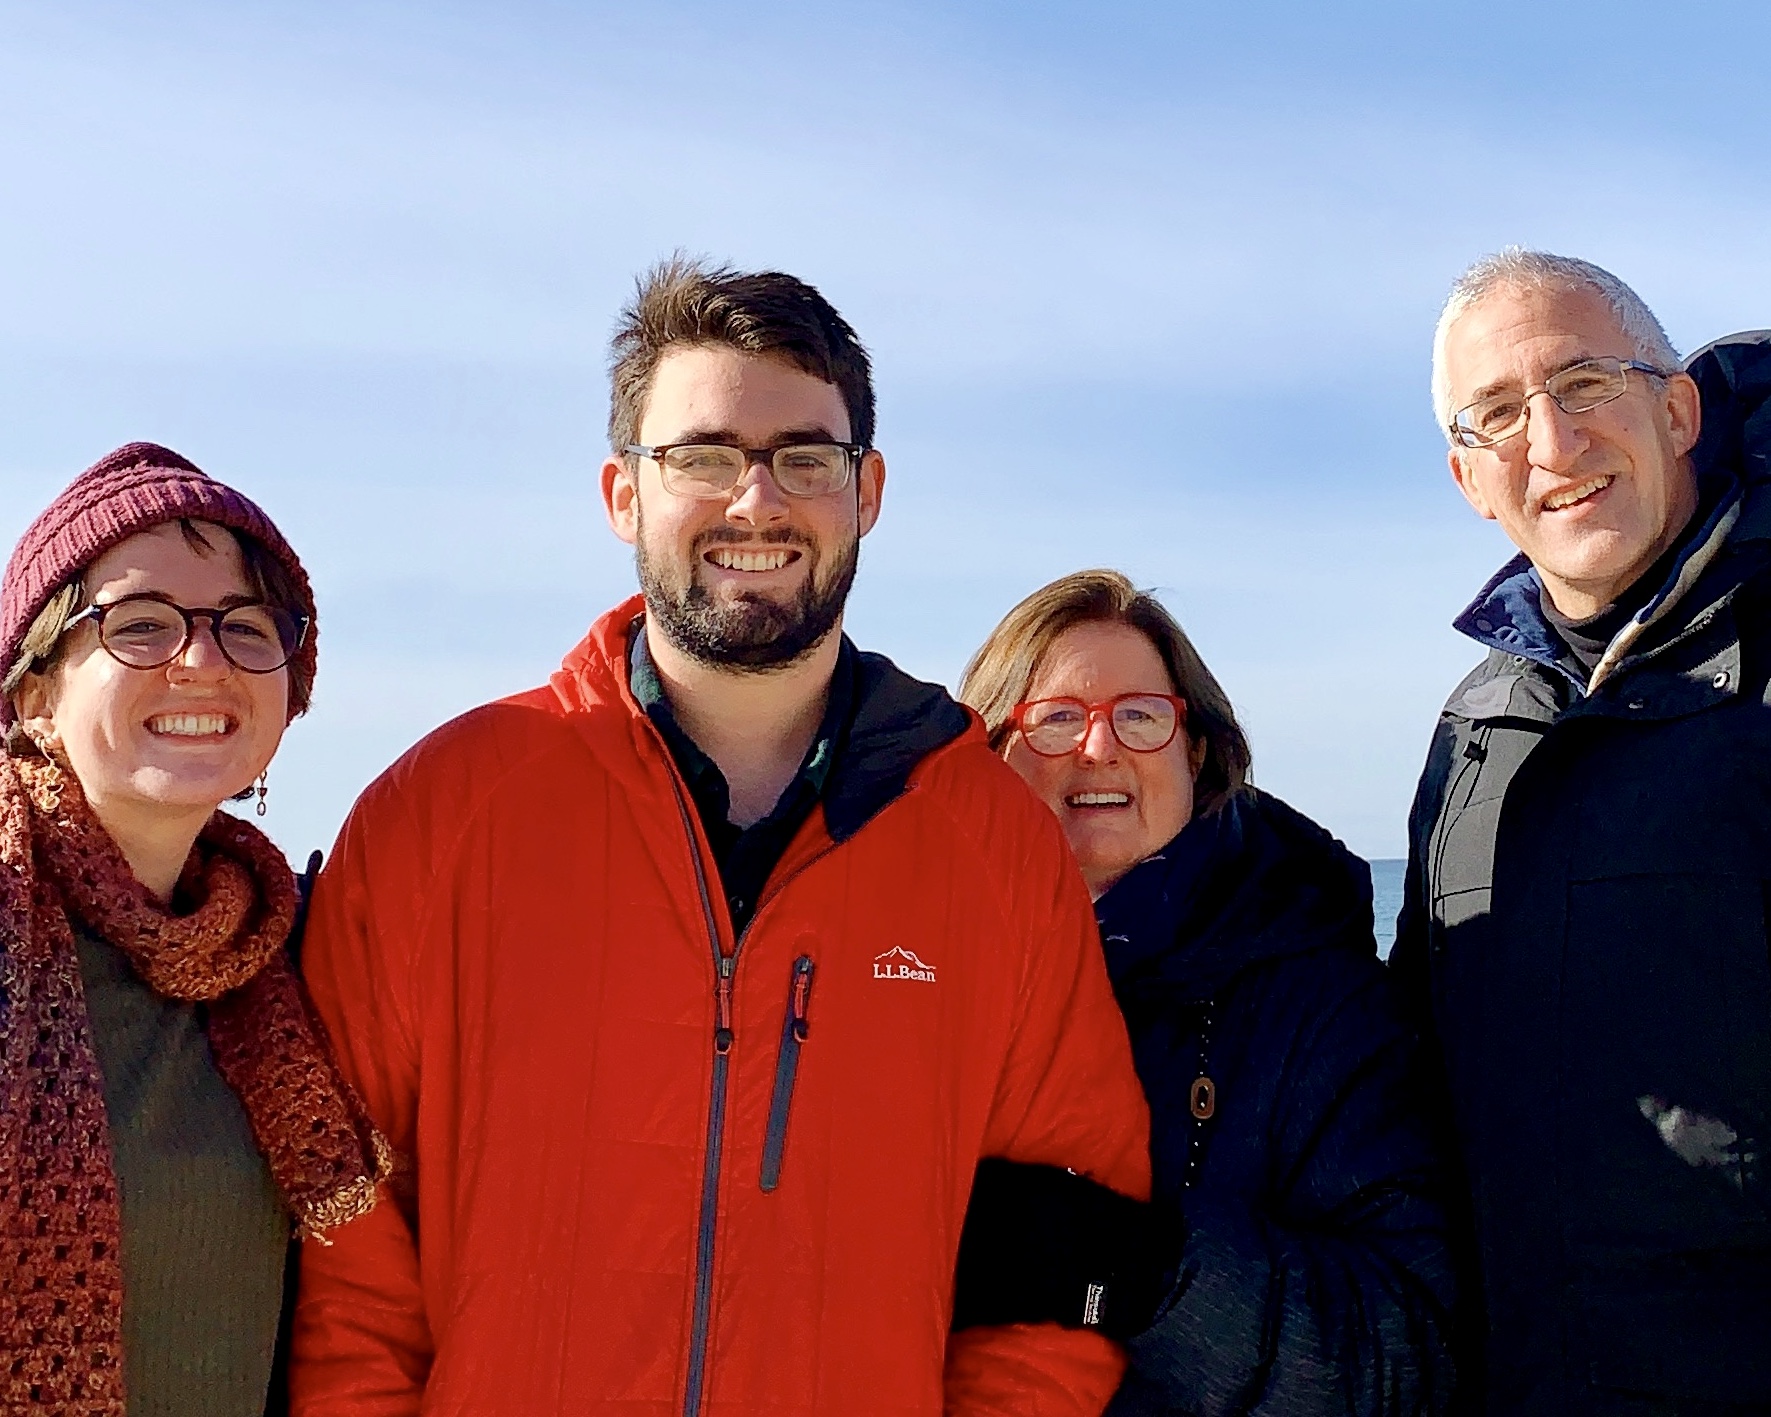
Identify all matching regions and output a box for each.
[17,521,291,834]
[1004,621,1198,898]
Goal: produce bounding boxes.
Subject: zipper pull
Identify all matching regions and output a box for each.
[790,955,815,1042]
[715,954,735,1054]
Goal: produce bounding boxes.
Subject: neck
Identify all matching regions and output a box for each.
[85,792,210,901]
[646,618,841,828]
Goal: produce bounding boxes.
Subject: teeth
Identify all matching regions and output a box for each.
[1067,792,1131,806]
[1543,475,1614,511]
[708,547,793,572]
[148,713,231,737]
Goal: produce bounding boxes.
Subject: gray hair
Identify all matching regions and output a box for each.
[1430,248,1681,442]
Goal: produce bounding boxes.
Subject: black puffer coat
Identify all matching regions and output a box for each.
[1100,788,1456,1416]
[1391,331,1771,1415]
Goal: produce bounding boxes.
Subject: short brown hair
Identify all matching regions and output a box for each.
[959,569,1252,819]
[1,520,315,722]
[608,256,875,452]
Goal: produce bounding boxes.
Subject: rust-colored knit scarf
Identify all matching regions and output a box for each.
[0,750,389,1415]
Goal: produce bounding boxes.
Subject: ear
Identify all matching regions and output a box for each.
[856,449,886,537]
[1187,731,1208,782]
[11,669,61,747]
[1448,445,1498,521]
[602,453,639,546]
[1663,370,1702,459]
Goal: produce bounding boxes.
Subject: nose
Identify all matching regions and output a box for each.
[724,456,791,527]
[169,617,231,679]
[1522,388,1588,473]
[1075,709,1121,764]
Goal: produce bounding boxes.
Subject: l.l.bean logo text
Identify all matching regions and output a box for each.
[872,946,938,983]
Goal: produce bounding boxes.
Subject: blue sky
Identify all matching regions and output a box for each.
[3,0,1769,861]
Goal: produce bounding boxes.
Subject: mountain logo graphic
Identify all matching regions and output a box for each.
[872,945,938,983]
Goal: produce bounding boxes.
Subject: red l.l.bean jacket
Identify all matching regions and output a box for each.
[291,597,1150,1416]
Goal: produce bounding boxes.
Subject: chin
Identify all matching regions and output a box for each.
[1075,846,1140,888]
[1549,526,1642,575]
[128,763,258,812]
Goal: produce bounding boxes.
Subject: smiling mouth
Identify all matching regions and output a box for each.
[1541,474,1615,512]
[147,712,235,738]
[1066,791,1131,808]
[705,546,801,573]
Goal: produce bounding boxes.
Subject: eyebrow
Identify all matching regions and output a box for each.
[93,590,264,610]
[1466,353,1609,405]
[661,425,847,446]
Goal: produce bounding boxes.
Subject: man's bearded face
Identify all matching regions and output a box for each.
[636,498,859,670]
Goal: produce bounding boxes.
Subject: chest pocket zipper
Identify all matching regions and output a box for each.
[760,955,815,1192]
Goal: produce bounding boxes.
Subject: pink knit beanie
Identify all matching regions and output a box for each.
[0,443,317,724]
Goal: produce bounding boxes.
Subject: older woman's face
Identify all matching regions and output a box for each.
[17,521,290,832]
[1004,621,1197,898]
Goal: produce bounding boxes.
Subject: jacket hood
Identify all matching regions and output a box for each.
[1094,788,1375,1006]
[549,594,971,842]
[1686,329,1771,491]
[1451,331,1771,687]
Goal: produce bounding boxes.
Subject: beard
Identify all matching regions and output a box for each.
[635,505,859,671]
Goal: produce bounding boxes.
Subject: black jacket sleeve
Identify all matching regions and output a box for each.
[1113,965,1457,1417]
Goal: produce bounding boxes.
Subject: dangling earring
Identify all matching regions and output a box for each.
[255,771,269,817]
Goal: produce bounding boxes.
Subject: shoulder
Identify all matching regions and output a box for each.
[346,686,633,853]
[896,724,1089,923]
[833,643,1057,866]
[1239,789,1363,873]
[1185,793,1390,1012]
[1236,789,1373,927]
[908,724,1064,849]
[1440,648,1521,717]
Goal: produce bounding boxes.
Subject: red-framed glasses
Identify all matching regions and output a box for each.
[1008,693,1187,757]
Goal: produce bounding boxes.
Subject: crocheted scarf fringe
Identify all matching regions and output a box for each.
[0,750,389,1414]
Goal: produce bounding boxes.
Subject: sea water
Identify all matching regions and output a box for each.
[1370,858,1405,959]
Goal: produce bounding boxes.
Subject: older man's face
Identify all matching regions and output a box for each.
[1444,283,1702,618]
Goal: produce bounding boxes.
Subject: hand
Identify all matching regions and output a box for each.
[951,1158,1183,1340]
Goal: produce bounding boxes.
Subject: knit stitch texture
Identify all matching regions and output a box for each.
[0,752,387,1415]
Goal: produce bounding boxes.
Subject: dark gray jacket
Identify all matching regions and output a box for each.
[1392,332,1771,1415]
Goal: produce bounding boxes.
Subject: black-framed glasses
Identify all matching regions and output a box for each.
[624,442,863,499]
[1009,693,1188,757]
[1449,356,1671,448]
[66,594,308,675]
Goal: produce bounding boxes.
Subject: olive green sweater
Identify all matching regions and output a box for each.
[75,924,289,1417]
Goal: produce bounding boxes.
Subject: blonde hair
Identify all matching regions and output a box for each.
[959,569,1251,818]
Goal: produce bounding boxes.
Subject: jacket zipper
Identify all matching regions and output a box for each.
[666,772,732,1417]
[760,956,816,1192]
[657,738,842,1416]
